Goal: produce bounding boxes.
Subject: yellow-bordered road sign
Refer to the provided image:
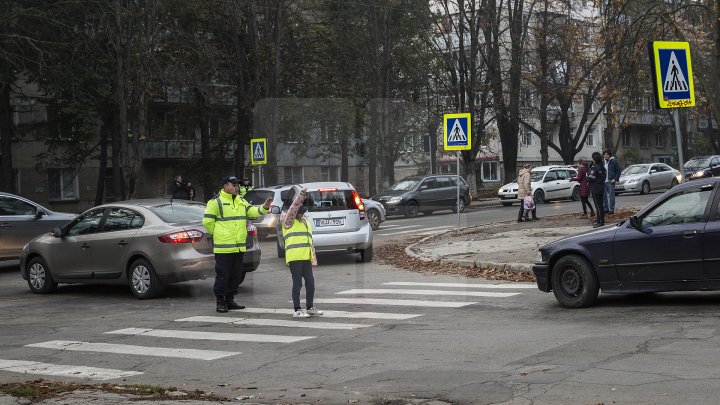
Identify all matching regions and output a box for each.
[443,113,471,151]
[250,138,267,165]
[649,41,695,109]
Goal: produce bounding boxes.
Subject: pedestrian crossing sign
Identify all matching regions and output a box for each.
[443,113,471,151]
[250,138,267,165]
[650,41,695,109]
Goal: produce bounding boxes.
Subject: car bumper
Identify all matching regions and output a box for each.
[154,251,216,283]
[532,263,550,292]
[252,215,279,236]
[313,226,373,252]
[615,183,637,192]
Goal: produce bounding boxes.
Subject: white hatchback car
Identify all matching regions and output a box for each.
[275,182,373,262]
[498,166,580,205]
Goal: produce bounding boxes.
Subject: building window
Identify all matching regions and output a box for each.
[48,169,79,201]
[482,161,499,181]
[671,133,678,147]
[639,128,650,148]
[320,166,339,181]
[521,131,533,146]
[586,126,596,146]
[283,167,303,184]
[622,129,631,147]
[656,156,672,165]
[655,133,665,148]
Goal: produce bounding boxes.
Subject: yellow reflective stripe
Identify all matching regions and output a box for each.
[215,197,224,219]
[283,231,308,241]
[286,243,311,250]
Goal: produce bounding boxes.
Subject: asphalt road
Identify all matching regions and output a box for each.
[7,191,720,404]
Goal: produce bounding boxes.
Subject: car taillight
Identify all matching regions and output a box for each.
[158,229,204,244]
[351,190,366,220]
[247,224,257,236]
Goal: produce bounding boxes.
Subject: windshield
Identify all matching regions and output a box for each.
[388,179,420,191]
[685,157,711,169]
[530,171,545,182]
[244,190,274,205]
[622,165,648,175]
[147,202,206,223]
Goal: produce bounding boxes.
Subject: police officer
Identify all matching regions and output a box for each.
[203,175,272,313]
[238,177,253,199]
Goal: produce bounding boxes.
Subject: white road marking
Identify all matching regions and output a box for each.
[336,288,520,298]
[0,359,142,380]
[232,307,423,320]
[310,298,477,307]
[175,316,370,330]
[384,282,537,289]
[379,226,455,236]
[25,340,238,360]
[106,327,313,343]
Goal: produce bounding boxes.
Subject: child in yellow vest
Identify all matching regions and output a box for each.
[280,187,321,318]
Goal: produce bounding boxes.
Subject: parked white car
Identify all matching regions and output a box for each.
[615,163,680,195]
[498,166,580,205]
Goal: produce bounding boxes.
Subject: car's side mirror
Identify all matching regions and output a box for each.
[52,226,63,237]
[34,208,45,219]
[271,206,280,214]
[629,215,651,234]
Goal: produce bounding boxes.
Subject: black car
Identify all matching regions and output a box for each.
[683,155,720,181]
[533,177,720,308]
[372,175,472,218]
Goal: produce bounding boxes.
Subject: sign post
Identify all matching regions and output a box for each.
[250,138,267,187]
[649,41,695,183]
[443,113,471,233]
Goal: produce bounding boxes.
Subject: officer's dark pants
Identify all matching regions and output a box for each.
[289,260,315,311]
[213,252,244,298]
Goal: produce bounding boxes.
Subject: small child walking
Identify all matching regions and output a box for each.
[522,191,536,221]
[280,186,323,318]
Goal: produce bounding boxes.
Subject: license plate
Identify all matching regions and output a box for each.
[315,218,345,227]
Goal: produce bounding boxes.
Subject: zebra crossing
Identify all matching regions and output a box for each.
[1,281,529,381]
[375,223,456,236]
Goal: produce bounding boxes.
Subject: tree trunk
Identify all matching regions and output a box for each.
[95,121,109,206]
[0,81,13,192]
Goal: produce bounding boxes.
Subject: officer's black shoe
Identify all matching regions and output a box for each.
[226,298,245,310]
[216,296,228,313]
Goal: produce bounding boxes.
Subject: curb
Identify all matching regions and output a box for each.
[404,221,533,273]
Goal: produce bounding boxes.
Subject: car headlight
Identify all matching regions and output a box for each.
[626,178,637,184]
[387,196,402,204]
[536,250,546,263]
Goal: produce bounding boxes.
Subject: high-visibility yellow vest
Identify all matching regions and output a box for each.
[202,189,267,254]
[239,184,253,198]
[282,218,313,264]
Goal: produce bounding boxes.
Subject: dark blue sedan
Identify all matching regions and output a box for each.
[533,177,720,308]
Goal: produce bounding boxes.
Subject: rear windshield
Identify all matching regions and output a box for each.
[244,190,274,205]
[304,190,356,212]
[146,202,206,223]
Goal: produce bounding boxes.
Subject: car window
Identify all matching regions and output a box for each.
[712,157,720,167]
[0,196,35,215]
[388,179,420,191]
[104,208,144,232]
[556,170,569,180]
[244,190,274,205]
[530,171,545,182]
[305,190,355,212]
[66,208,106,236]
[146,202,206,223]
[641,187,713,228]
[436,177,452,188]
[544,171,558,181]
[421,179,437,189]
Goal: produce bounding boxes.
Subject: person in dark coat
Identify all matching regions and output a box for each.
[571,160,595,219]
[170,175,190,200]
[587,152,607,228]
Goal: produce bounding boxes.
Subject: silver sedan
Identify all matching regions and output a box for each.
[19,199,261,299]
[616,163,680,195]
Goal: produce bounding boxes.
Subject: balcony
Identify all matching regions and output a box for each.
[143,140,237,160]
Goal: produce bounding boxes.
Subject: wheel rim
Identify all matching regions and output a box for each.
[367,211,379,229]
[29,262,46,289]
[458,199,465,212]
[407,203,418,217]
[534,191,544,204]
[131,265,151,294]
[642,182,650,194]
[559,267,582,297]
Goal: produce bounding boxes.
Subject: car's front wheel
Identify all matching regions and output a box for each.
[404,201,419,218]
[534,190,545,204]
[27,256,58,294]
[551,254,599,308]
[640,181,650,195]
[128,258,164,299]
[366,209,381,231]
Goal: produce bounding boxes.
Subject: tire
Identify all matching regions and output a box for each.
[571,187,580,201]
[534,190,545,204]
[404,201,419,218]
[640,181,650,195]
[501,202,514,207]
[128,258,164,299]
[360,246,373,263]
[27,256,58,294]
[422,210,434,216]
[670,178,678,188]
[366,209,381,231]
[550,255,599,308]
[453,198,466,213]
[277,241,286,258]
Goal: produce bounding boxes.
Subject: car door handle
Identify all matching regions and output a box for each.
[117,241,128,246]
[81,243,91,249]
[683,230,697,238]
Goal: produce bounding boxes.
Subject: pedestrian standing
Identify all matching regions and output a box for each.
[280,186,322,318]
[187,181,196,201]
[170,175,190,200]
[588,152,607,228]
[571,160,595,219]
[202,175,273,313]
[516,164,539,222]
[239,178,253,199]
[603,149,621,214]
